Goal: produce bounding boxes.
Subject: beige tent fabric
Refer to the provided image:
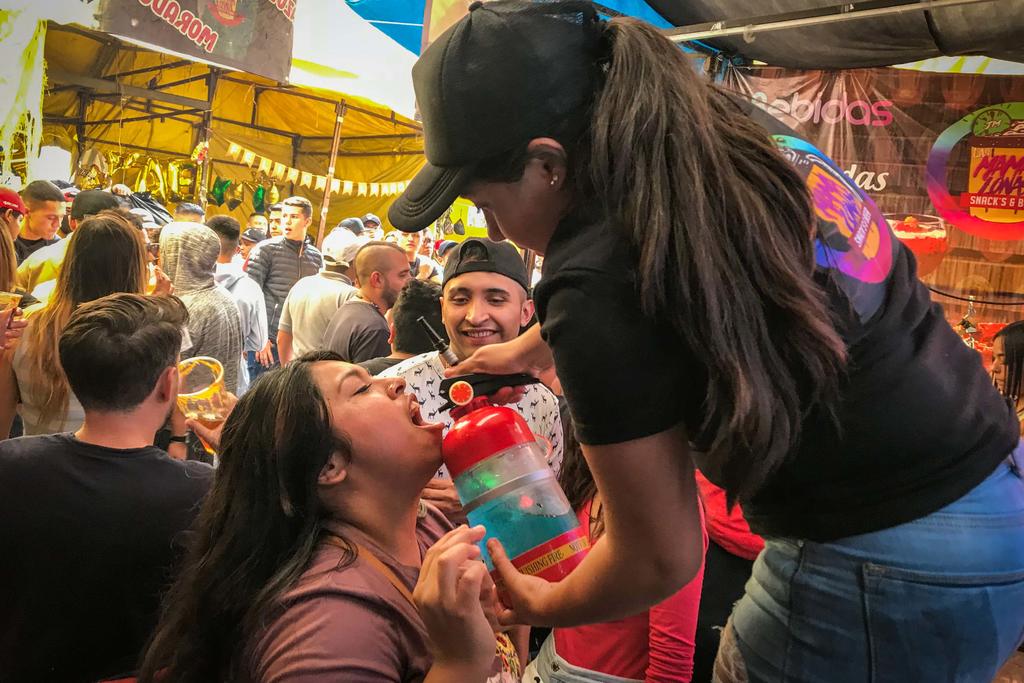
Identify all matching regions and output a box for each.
[42,24,426,232]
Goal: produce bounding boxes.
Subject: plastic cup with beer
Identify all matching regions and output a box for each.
[0,291,22,332]
[177,356,229,454]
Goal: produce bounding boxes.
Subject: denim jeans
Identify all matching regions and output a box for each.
[523,635,642,683]
[716,444,1024,683]
[246,340,279,383]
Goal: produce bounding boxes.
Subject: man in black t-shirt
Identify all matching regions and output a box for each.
[15,180,65,264]
[0,294,213,682]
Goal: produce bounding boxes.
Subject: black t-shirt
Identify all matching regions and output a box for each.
[13,236,59,265]
[536,151,1017,542]
[322,300,391,364]
[0,434,213,681]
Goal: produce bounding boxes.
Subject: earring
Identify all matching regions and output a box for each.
[550,175,558,187]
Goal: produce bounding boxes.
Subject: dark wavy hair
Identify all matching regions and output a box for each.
[138,351,353,683]
[474,3,846,501]
[558,417,604,538]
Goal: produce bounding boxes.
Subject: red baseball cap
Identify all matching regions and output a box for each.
[0,188,26,215]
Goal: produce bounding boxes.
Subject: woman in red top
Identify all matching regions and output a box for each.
[525,427,707,682]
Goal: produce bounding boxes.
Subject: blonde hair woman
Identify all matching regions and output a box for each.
[0,211,147,437]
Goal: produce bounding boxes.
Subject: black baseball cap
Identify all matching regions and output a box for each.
[71,190,120,220]
[389,1,602,232]
[443,238,530,293]
[340,217,364,236]
[241,227,267,243]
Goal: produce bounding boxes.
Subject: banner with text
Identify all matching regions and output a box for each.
[723,66,1024,320]
[97,0,294,82]
[724,66,1024,239]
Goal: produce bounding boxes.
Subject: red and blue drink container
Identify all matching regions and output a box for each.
[443,396,589,581]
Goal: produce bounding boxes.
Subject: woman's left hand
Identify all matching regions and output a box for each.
[487,537,562,626]
[2,309,26,350]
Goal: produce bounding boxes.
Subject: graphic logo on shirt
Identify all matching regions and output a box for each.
[775,135,895,285]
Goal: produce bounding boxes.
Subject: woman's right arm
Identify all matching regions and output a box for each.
[454,274,705,627]
[488,427,703,626]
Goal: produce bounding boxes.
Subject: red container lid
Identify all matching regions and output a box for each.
[443,404,536,479]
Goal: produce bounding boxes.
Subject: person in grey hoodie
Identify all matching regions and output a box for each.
[207,216,269,394]
[158,222,242,394]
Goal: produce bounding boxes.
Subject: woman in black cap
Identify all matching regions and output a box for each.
[389,2,1024,681]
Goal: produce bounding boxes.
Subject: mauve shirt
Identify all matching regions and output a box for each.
[252,505,519,683]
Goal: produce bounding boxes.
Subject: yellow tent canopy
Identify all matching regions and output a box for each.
[42,21,426,237]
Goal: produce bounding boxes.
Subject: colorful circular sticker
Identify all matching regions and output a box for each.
[927,102,1024,241]
[449,380,474,406]
[774,135,894,284]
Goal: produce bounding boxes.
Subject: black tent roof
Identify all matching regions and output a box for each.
[649,0,1024,68]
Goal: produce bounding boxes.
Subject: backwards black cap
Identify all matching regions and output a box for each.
[389,1,602,232]
[71,190,120,220]
[443,238,530,294]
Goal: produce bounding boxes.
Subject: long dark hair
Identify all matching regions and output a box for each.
[476,7,846,500]
[996,321,1024,405]
[558,420,603,538]
[138,351,353,683]
[25,211,147,427]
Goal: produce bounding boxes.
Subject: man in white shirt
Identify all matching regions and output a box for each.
[380,238,563,522]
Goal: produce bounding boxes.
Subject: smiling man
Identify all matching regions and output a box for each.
[379,238,562,522]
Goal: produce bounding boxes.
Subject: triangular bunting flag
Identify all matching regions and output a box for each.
[370,183,380,196]
[330,179,341,194]
[300,172,313,187]
[286,168,299,184]
[272,163,287,180]
[342,180,354,195]
[241,149,256,166]
[227,142,242,159]
[314,176,327,191]
[257,157,272,174]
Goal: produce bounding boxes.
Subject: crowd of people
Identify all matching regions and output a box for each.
[0,176,1014,681]
[0,170,739,682]
[2,2,1024,682]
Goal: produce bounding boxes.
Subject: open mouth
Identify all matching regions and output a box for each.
[408,395,443,432]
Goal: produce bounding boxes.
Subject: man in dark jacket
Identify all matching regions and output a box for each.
[245,196,322,371]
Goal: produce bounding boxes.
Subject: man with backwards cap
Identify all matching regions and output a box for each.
[379,238,562,523]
